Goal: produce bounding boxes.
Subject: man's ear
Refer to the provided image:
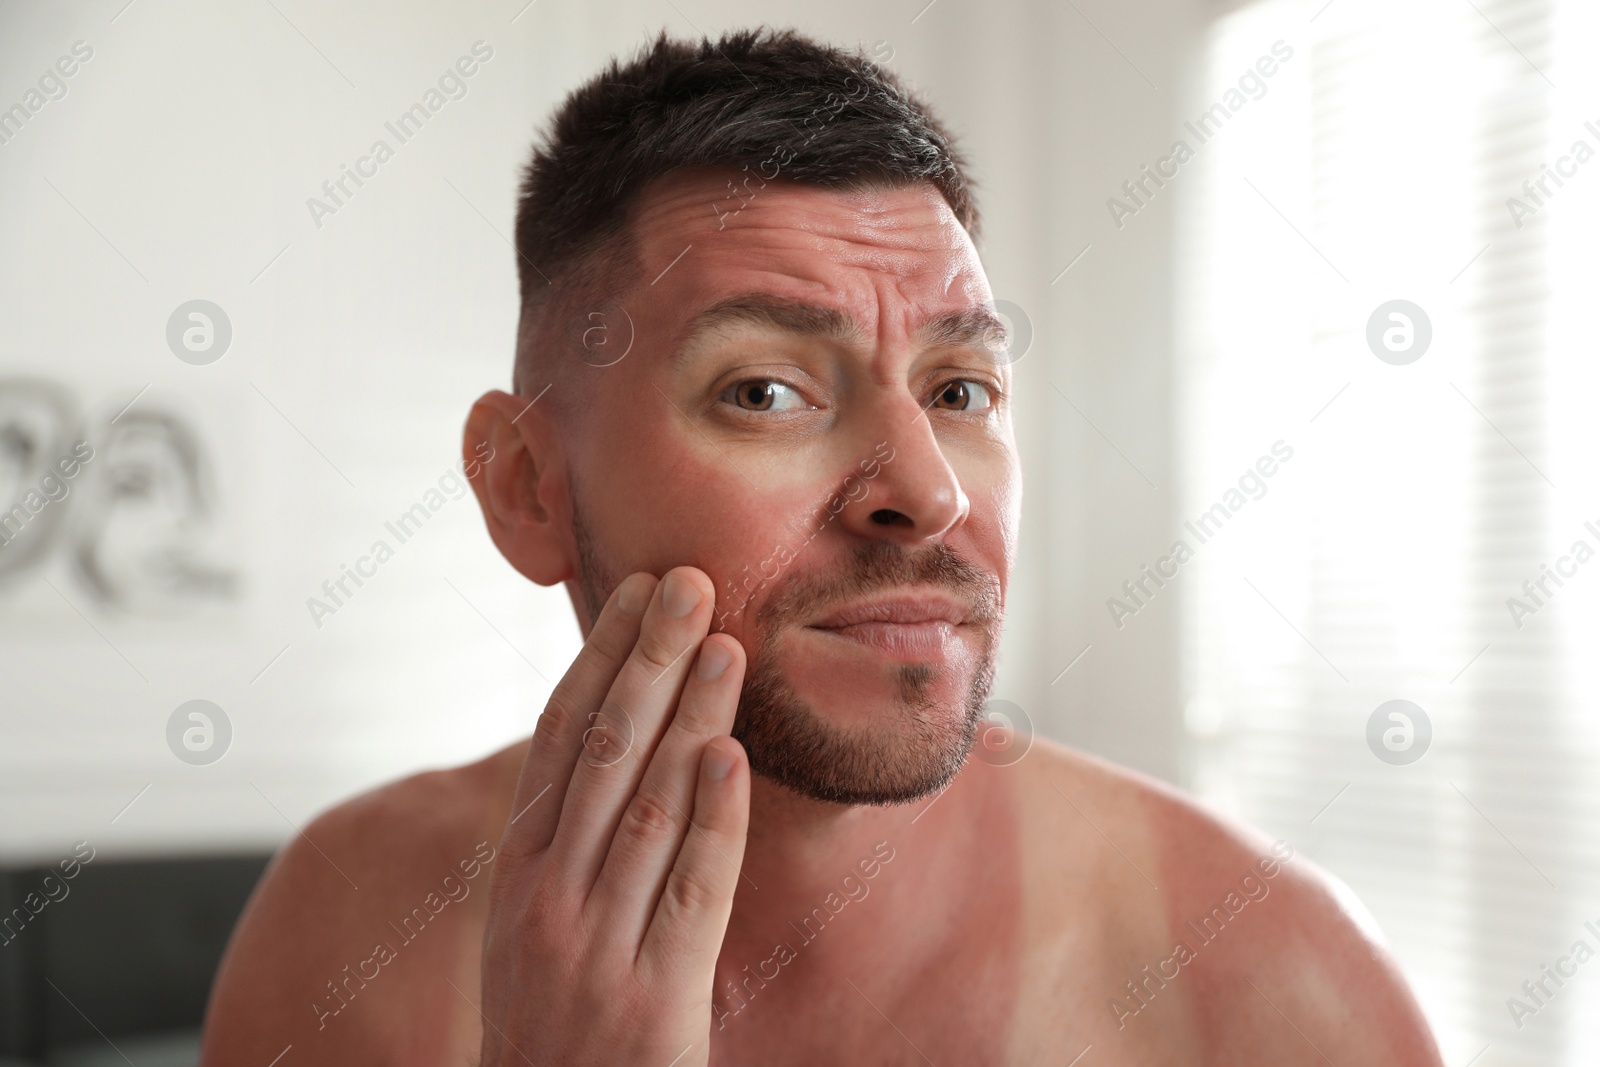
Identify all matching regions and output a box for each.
[463,389,572,586]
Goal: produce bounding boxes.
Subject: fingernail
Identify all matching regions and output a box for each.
[618,575,652,615]
[704,740,736,781]
[697,640,732,681]
[662,571,701,618]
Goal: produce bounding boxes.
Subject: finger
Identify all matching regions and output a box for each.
[639,735,749,979]
[546,565,716,889]
[588,632,746,942]
[500,571,658,861]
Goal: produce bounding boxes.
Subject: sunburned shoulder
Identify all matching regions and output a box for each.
[199,741,527,1066]
[1011,738,1444,1064]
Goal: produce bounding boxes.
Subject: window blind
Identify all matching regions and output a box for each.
[1176,0,1599,1062]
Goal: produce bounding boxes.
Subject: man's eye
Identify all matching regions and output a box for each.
[931,379,994,412]
[727,379,810,413]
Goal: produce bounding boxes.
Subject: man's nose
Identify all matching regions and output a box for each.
[833,404,969,546]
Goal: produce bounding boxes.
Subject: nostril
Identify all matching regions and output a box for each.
[870,508,911,526]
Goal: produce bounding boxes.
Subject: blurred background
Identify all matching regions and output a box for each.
[1,0,1595,1062]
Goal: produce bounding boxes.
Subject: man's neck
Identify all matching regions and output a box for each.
[716,759,995,986]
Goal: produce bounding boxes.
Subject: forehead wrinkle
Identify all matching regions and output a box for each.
[669,291,1009,372]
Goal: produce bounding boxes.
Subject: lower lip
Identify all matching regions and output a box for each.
[807,620,961,662]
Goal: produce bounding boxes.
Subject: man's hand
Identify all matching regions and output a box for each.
[478,567,750,1067]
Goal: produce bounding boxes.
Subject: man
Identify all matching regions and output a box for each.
[202,28,1443,1065]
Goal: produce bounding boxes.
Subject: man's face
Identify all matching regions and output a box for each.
[559,168,1021,806]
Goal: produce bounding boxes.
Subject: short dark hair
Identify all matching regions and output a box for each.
[511,26,981,396]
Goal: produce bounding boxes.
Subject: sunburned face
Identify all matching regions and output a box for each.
[552,167,1021,806]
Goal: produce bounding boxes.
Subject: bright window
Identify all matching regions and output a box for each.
[1178,0,1600,1062]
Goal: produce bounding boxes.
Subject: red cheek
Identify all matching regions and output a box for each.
[593,428,808,619]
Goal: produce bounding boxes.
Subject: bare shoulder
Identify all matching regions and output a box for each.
[199,740,527,1066]
[1011,738,1443,1064]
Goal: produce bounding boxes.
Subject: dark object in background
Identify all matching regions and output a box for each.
[0,853,271,1064]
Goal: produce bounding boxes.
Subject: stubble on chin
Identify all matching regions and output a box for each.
[730,541,1001,806]
[570,502,1003,806]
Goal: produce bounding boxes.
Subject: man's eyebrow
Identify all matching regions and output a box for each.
[916,304,1010,362]
[676,294,868,358]
[674,293,1011,364]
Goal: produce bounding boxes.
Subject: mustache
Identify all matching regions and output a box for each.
[754,540,1001,631]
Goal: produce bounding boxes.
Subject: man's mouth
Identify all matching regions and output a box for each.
[804,593,969,662]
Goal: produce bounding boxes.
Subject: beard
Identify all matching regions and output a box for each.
[571,497,1003,807]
